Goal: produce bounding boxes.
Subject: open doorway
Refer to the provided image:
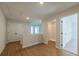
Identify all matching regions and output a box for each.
[60,13,78,54]
[47,19,57,45]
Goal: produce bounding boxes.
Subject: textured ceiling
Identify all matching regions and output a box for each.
[0,2,79,22]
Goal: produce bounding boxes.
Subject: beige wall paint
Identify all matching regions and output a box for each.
[48,19,56,41]
[42,21,49,44]
[0,9,6,54]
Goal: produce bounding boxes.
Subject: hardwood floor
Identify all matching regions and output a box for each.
[0,41,73,56]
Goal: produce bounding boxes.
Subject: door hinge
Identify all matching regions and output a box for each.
[61,32,63,34]
[61,44,63,46]
[61,21,63,23]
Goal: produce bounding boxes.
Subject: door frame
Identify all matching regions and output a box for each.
[59,13,78,55]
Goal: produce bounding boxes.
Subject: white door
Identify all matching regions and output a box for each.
[60,14,78,54]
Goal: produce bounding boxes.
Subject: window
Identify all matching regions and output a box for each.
[31,25,41,34]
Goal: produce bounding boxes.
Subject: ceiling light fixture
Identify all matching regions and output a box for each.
[40,2,44,5]
[26,17,30,20]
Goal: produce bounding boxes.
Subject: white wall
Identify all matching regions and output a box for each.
[42,21,49,44]
[22,22,43,48]
[0,9,6,54]
[7,20,44,48]
[56,18,61,48]
[7,21,24,44]
[48,19,56,41]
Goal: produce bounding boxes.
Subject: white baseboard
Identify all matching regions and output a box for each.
[43,41,48,44]
[61,49,77,56]
[22,41,43,48]
[6,40,20,43]
[49,39,56,42]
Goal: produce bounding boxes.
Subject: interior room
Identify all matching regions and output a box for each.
[0,2,79,56]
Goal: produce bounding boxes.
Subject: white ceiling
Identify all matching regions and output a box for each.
[0,2,79,22]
